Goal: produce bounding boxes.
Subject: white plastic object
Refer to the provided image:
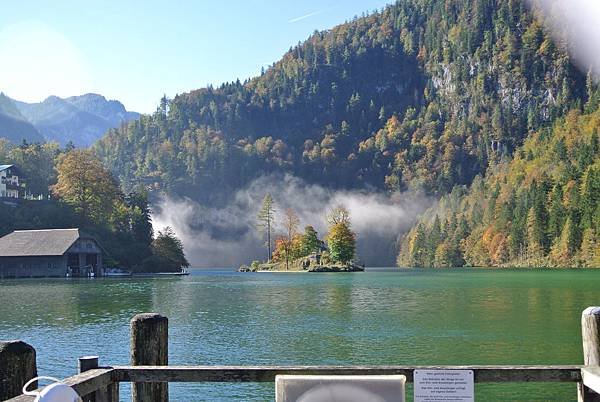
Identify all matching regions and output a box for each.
[275,374,406,402]
[22,376,81,402]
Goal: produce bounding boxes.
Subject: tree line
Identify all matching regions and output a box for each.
[0,140,188,272]
[398,104,600,268]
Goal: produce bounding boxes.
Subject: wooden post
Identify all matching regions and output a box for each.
[79,356,99,402]
[131,313,168,402]
[79,356,100,373]
[78,356,118,402]
[580,307,600,402]
[0,340,37,400]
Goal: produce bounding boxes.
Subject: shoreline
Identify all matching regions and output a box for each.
[255,270,309,273]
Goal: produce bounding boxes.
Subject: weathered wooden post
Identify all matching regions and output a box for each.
[579,307,600,402]
[0,340,37,400]
[78,355,118,402]
[131,313,168,402]
[79,355,100,373]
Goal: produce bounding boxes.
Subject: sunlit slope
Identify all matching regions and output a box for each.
[95,0,586,204]
[398,103,600,268]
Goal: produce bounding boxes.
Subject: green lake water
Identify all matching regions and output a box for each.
[0,268,598,401]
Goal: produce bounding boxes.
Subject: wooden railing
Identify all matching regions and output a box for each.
[3,308,600,401]
[3,365,590,402]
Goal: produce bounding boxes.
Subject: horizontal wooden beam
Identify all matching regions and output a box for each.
[4,364,584,401]
[112,365,583,383]
[6,368,115,402]
[582,366,600,394]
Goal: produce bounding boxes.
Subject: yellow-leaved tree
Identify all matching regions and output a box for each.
[52,149,122,224]
[326,205,356,265]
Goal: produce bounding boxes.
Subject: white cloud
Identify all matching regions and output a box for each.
[289,10,325,23]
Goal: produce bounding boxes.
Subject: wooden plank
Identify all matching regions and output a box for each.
[95,382,119,402]
[3,364,583,402]
[582,367,600,395]
[112,365,582,384]
[582,308,600,366]
[581,307,600,401]
[5,368,115,402]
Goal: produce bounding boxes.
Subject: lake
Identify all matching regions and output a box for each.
[0,268,597,401]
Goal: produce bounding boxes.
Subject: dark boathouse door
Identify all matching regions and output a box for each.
[86,254,98,275]
[67,253,79,275]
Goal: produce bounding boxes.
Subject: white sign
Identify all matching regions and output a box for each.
[414,369,474,402]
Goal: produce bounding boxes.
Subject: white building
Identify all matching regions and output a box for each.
[0,165,24,198]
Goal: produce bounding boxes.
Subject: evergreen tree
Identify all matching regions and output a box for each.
[526,207,544,259]
[150,227,189,272]
[300,225,322,256]
[257,194,276,261]
[127,188,153,245]
[547,184,565,242]
[580,166,600,231]
[550,217,575,267]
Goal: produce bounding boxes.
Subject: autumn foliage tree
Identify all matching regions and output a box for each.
[326,205,356,264]
[279,208,300,270]
[52,149,121,224]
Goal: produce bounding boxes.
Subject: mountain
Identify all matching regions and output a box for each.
[398,100,600,268]
[0,93,44,144]
[0,94,139,147]
[64,94,140,128]
[93,0,598,266]
[95,0,587,206]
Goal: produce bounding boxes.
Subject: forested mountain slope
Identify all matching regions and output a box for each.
[95,0,587,205]
[398,100,600,268]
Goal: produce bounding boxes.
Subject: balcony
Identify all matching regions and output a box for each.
[5,182,21,190]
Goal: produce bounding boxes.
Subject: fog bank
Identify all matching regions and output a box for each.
[527,0,600,80]
[151,175,431,268]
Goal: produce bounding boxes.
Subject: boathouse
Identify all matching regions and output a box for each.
[0,229,104,278]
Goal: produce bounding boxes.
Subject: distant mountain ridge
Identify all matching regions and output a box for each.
[0,93,139,146]
[0,93,44,144]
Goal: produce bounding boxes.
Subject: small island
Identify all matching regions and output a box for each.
[240,196,363,272]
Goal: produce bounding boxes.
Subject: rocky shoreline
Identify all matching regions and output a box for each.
[239,261,364,273]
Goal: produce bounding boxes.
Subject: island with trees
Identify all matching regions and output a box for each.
[240,195,363,272]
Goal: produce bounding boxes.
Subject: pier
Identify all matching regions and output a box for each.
[3,308,600,401]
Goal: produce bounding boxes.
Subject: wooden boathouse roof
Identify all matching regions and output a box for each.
[0,228,84,257]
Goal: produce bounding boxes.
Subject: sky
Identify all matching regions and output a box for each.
[0,0,392,113]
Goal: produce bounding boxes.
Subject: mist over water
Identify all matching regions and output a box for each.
[527,0,600,80]
[151,175,432,268]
